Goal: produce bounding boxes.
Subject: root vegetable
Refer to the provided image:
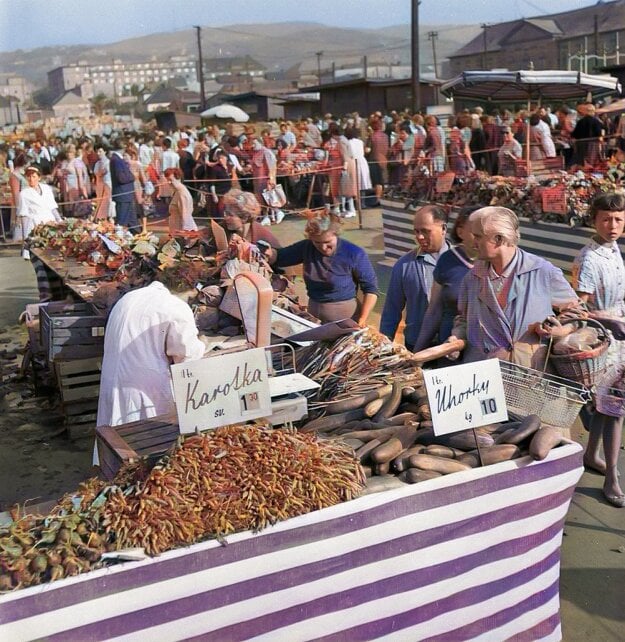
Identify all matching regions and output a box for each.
[372,381,403,421]
[355,439,384,463]
[408,454,472,475]
[529,425,562,460]
[424,445,461,459]
[371,426,418,464]
[300,408,366,433]
[364,398,385,417]
[398,469,442,484]
[381,412,418,426]
[392,445,426,472]
[324,384,393,415]
[458,445,521,467]
[496,415,541,445]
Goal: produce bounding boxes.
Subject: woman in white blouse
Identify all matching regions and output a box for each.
[15,165,62,242]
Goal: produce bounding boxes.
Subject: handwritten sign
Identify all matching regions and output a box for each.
[171,348,272,434]
[435,171,455,194]
[423,359,508,436]
[541,186,567,215]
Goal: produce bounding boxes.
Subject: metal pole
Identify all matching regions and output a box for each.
[428,31,439,78]
[316,51,323,86]
[481,24,489,69]
[411,0,421,113]
[194,26,206,111]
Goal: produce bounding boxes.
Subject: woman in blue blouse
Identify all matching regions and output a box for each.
[265,216,378,325]
[413,206,480,351]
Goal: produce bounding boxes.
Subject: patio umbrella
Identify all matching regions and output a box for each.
[200,104,250,122]
[441,70,622,165]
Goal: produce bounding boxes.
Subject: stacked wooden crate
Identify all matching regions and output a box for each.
[40,302,107,438]
[95,414,179,480]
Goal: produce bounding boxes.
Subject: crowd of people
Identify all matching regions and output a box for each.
[3,100,623,240]
[2,104,624,511]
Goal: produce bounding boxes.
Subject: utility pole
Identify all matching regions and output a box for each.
[194,25,206,111]
[481,23,489,69]
[411,0,420,113]
[428,31,439,78]
[315,51,323,86]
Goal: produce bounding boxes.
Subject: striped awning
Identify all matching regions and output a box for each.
[0,443,583,641]
[441,70,621,102]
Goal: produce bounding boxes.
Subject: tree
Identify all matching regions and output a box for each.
[90,93,108,116]
[32,87,56,109]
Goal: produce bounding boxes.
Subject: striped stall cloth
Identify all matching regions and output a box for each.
[0,443,583,642]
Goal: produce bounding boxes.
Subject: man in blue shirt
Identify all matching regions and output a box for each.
[380,205,450,351]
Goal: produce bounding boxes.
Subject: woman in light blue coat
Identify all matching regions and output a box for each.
[449,207,583,368]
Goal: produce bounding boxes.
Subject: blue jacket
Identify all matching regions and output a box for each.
[380,242,450,349]
[109,153,135,202]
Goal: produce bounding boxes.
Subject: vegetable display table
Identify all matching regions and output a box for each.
[0,443,583,642]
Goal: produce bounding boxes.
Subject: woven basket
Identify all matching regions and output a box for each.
[549,319,610,388]
[595,364,625,417]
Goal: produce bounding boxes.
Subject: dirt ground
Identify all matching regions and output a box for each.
[0,213,623,640]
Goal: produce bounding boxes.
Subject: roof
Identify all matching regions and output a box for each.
[301,77,443,92]
[53,91,90,106]
[450,0,625,58]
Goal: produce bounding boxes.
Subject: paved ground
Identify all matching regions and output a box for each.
[0,210,623,640]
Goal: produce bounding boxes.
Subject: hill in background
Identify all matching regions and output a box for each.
[0,21,481,87]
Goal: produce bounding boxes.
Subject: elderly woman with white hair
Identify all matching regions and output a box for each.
[264,215,378,325]
[449,206,584,366]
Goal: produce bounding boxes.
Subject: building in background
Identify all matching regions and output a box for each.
[47,57,198,100]
[0,96,22,126]
[449,0,625,75]
[51,90,92,119]
[0,74,35,105]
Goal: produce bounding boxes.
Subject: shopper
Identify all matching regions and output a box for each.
[265,215,378,325]
[413,206,480,351]
[572,192,625,507]
[165,167,197,235]
[380,205,450,351]
[448,206,583,367]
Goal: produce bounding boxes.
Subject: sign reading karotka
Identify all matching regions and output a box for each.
[171,348,272,434]
[423,359,508,435]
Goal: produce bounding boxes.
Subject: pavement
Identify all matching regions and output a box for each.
[0,209,623,640]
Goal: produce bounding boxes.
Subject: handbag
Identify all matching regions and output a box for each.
[262,184,287,208]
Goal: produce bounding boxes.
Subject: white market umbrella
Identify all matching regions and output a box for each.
[441,70,622,165]
[200,104,250,122]
[596,98,625,115]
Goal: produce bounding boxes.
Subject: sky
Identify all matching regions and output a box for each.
[0,0,602,52]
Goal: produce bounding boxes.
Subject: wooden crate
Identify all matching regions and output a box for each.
[55,357,102,439]
[40,302,106,362]
[515,156,564,177]
[96,414,179,480]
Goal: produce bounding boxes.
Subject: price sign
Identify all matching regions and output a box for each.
[541,186,567,215]
[423,359,508,436]
[171,348,272,434]
[435,171,456,194]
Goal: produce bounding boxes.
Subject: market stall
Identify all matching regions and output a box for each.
[0,441,583,641]
[380,165,625,272]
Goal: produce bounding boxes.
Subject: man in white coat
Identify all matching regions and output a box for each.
[96,276,205,433]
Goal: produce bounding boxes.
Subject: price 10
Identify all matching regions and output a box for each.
[480,397,498,416]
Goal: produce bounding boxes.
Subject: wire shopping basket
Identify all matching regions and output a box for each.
[499,359,591,429]
[548,319,610,388]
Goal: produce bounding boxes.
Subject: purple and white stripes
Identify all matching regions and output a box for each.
[0,443,583,642]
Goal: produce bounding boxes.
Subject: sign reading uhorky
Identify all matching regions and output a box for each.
[171,348,272,434]
[423,358,508,435]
